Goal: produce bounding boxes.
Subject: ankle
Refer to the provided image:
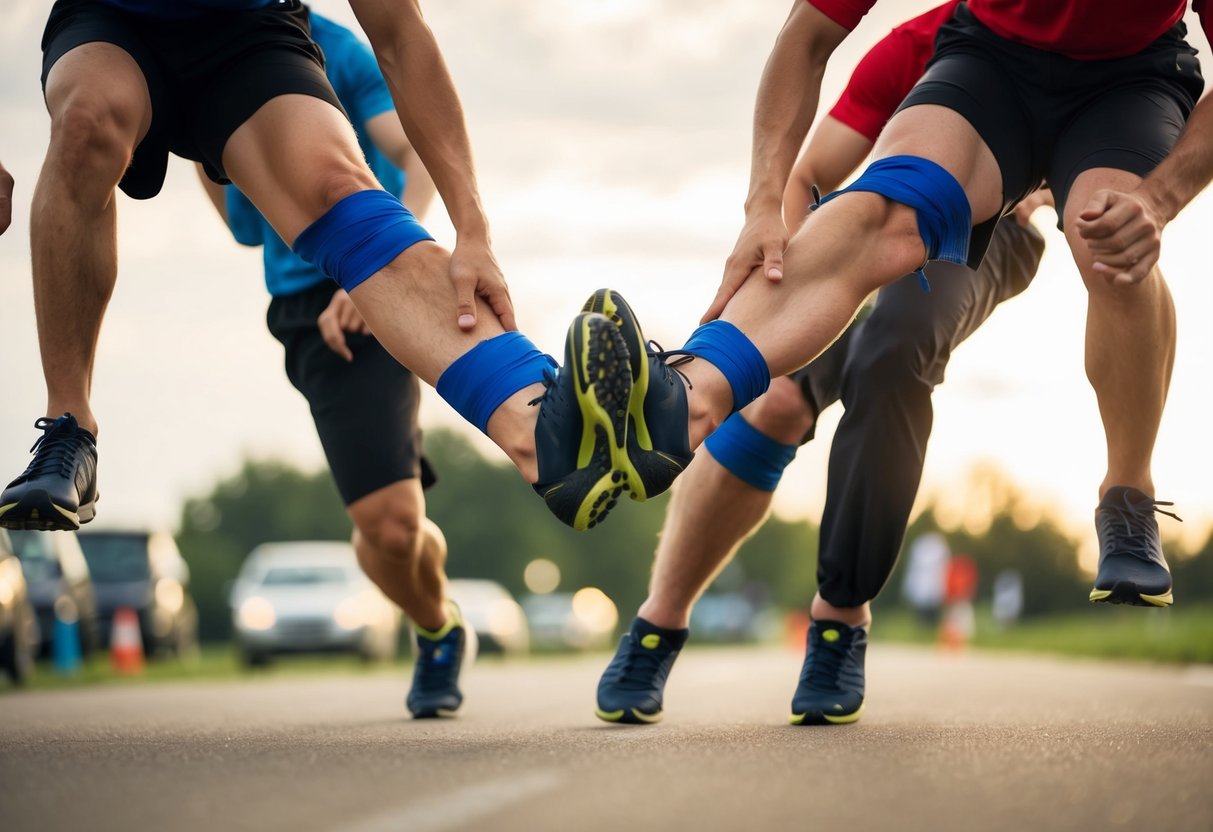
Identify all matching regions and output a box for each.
[486,385,542,482]
[810,595,870,629]
[636,598,691,631]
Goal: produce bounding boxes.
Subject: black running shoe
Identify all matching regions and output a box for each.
[407,604,476,719]
[595,617,688,724]
[0,414,98,531]
[789,620,866,726]
[532,312,633,530]
[582,289,693,501]
[1090,486,1180,607]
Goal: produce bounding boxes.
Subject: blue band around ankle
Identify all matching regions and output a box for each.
[292,189,435,292]
[682,320,770,413]
[704,412,798,492]
[436,332,557,434]
[818,154,972,290]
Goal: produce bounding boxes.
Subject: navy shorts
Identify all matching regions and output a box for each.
[267,282,436,506]
[41,0,344,199]
[900,4,1203,230]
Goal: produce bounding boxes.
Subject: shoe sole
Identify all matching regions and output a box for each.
[789,704,864,726]
[1089,583,1173,607]
[411,708,461,719]
[566,313,632,530]
[0,490,94,531]
[582,289,658,502]
[594,706,662,725]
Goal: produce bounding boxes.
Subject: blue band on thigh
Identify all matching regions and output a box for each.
[704,412,798,492]
[682,320,770,413]
[292,190,435,292]
[818,155,972,290]
[436,332,557,434]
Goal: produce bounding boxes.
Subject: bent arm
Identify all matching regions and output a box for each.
[365,110,438,221]
[782,115,874,233]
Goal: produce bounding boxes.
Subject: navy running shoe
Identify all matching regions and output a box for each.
[582,289,693,501]
[532,312,632,530]
[789,620,866,726]
[0,414,98,531]
[595,617,688,724]
[1090,486,1180,607]
[407,603,476,719]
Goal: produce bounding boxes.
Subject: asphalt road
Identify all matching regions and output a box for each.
[2,645,1211,832]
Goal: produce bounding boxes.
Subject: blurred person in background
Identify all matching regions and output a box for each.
[0,0,642,546]
[196,10,465,719]
[594,2,1053,728]
[0,159,13,235]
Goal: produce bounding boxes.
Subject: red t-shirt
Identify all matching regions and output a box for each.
[827,1,959,143]
[808,0,1212,61]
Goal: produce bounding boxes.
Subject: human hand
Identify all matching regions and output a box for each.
[1012,187,1053,227]
[702,210,788,323]
[449,237,516,331]
[1075,188,1165,285]
[317,289,371,362]
[0,162,13,236]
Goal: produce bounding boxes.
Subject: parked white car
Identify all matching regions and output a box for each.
[230,541,400,667]
[446,579,529,656]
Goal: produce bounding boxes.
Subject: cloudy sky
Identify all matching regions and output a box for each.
[1,1,1210,563]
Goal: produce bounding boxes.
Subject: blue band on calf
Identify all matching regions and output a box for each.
[436,332,557,434]
[682,320,770,413]
[704,412,797,492]
[292,189,435,292]
[818,154,971,271]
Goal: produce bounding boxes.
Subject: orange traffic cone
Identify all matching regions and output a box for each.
[110,607,145,674]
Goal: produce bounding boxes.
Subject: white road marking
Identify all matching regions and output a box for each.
[339,769,563,832]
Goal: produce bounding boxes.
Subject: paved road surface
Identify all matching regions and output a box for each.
[2,645,1210,832]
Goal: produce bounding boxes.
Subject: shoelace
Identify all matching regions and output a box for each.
[800,630,849,693]
[528,367,562,408]
[611,637,673,691]
[21,417,85,480]
[1100,493,1182,561]
[646,340,694,391]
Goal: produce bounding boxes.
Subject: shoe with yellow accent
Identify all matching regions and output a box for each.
[595,617,687,725]
[789,620,866,726]
[0,414,98,531]
[407,602,477,719]
[531,312,633,530]
[581,289,693,502]
[1089,486,1180,607]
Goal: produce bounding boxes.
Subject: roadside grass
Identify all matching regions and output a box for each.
[5,604,1210,694]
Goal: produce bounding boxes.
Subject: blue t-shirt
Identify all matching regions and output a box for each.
[224,13,406,297]
[99,0,278,18]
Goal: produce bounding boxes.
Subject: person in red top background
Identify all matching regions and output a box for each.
[593,0,1210,726]
[594,2,1053,728]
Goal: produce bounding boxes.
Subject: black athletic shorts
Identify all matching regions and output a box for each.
[41,0,343,199]
[900,4,1203,232]
[267,282,436,506]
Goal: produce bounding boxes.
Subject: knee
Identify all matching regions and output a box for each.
[48,94,140,182]
[357,501,424,563]
[745,376,815,444]
[312,160,381,214]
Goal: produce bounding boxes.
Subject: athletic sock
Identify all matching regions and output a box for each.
[703,412,797,492]
[633,616,689,650]
[681,320,771,413]
[416,601,462,641]
[436,332,557,434]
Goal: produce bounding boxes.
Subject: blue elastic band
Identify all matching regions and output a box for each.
[704,412,798,492]
[436,332,557,434]
[682,320,770,413]
[292,190,435,292]
[818,154,972,291]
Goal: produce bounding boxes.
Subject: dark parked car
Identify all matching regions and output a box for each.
[8,530,100,657]
[76,529,198,658]
[0,530,38,684]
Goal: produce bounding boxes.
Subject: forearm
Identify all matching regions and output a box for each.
[352,1,489,240]
[745,5,845,218]
[1140,93,1213,222]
